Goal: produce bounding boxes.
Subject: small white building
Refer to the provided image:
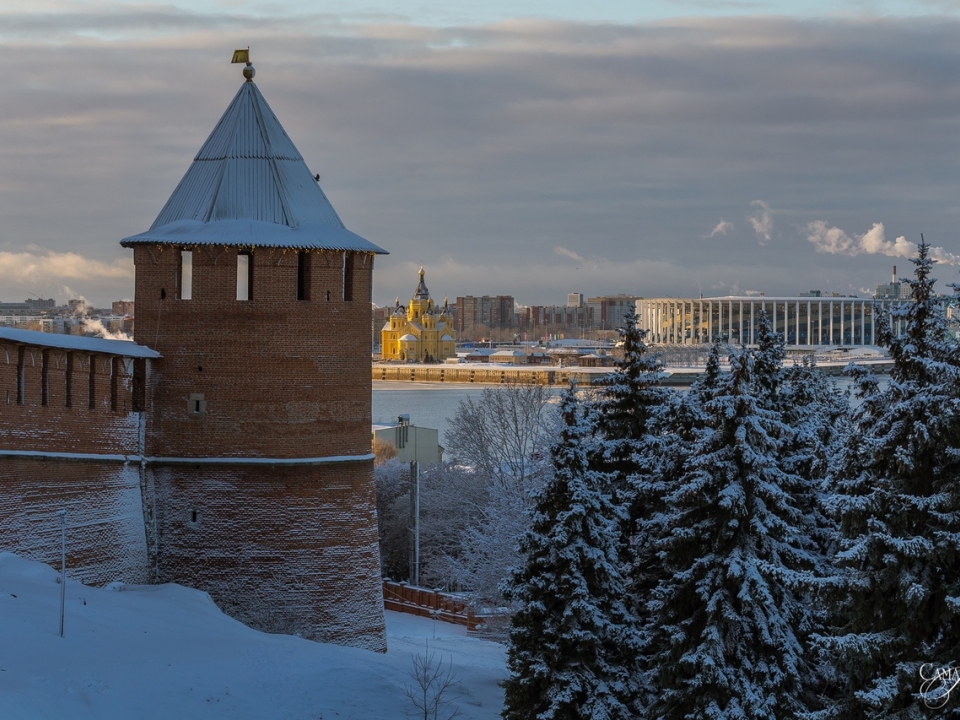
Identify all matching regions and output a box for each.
[372,415,443,465]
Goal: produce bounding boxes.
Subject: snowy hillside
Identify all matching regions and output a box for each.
[0,553,505,719]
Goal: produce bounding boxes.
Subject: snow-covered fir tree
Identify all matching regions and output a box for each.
[777,354,850,578]
[690,341,724,410]
[501,384,642,720]
[586,311,676,598]
[586,310,680,709]
[751,313,786,408]
[590,309,673,498]
[819,241,960,718]
[645,348,824,719]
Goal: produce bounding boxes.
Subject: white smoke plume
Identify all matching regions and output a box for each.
[68,293,133,341]
[806,221,960,266]
[748,200,773,244]
[81,318,132,342]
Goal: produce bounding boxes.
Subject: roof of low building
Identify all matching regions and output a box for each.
[0,327,161,358]
[121,74,386,255]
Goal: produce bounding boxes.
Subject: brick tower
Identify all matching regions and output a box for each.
[121,58,388,650]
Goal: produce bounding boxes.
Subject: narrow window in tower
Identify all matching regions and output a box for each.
[179,249,193,300]
[188,393,206,417]
[132,358,145,412]
[41,349,49,407]
[343,252,354,301]
[297,251,311,301]
[237,252,253,301]
[88,355,97,410]
[110,357,120,412]
[65,352,74,408]
[367,259,374,302]
[16,346,24,405]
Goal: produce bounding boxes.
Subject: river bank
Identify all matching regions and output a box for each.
[372,360,893,387]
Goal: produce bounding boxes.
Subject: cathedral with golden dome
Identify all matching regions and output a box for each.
[381,267,457,362]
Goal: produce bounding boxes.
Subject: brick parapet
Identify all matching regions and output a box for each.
[0,341,147,456]
[133,245,374,459]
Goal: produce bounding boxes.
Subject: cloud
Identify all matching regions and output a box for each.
[0,249,133,301]
[747,201,772,244]
[553,246,585,262]
[708,220,733,237]
[5,13,960,305]
[805,221,960,266]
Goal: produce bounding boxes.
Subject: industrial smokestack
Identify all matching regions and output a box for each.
[892,265,897,283]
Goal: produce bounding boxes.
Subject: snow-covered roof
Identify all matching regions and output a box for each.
[121,80,386,255]
[0,327,160,358]
[399,334,417,341]
[440,334,454,341]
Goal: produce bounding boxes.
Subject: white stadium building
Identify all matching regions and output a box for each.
[635,296,910,347]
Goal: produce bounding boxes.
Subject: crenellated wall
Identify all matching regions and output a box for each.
[0,340,151,585]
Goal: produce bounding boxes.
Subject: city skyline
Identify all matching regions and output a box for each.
[4,2,960,307]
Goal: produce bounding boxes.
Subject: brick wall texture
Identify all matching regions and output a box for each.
[0,245,387,651]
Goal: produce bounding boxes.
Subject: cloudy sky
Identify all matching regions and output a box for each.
[4,0,960,308]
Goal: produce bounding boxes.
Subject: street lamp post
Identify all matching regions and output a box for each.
[57,510,66,638]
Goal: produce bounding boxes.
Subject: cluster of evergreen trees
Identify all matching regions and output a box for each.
[502,243,960,719]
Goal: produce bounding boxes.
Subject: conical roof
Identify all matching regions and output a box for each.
[413,267,430,299]
[121,78,386,254]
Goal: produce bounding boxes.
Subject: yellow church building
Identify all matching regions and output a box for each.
[381,267,457,362]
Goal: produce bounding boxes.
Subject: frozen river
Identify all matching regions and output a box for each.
[372,372,873,440]
[372,381,518,440]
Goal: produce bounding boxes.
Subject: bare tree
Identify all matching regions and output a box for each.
[375,461,489,585]
[375,459,412,579]
[437,383,559,604]
[444,382,557,490]
[376,384,559,601]
[403,642,461,720]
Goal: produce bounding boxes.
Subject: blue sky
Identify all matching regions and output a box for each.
[2,1,960,308]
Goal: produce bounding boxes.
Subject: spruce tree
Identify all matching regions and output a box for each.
[752,312,786,408]
[820,240,960,718]
[591,309,672,493]
[646,348,822,719]
[588,310,679,709]
[502,385,642,720]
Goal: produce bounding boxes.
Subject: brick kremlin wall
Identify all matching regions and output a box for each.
[0,341,151,585]
[148,461,385,651]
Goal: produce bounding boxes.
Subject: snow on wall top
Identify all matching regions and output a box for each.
[0,327,160,358]
[120,80,386,255]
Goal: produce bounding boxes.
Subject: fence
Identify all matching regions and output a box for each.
[382,580,481,632]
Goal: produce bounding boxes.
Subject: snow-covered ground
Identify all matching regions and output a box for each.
[0,553,506,719]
